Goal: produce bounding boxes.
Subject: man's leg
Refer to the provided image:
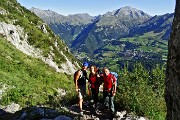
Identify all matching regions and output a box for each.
[79,98,83,110]
[78,86,84,115]
[103,91,109,109]
[110,96,115,113]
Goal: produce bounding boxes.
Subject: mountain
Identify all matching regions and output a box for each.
[71,6,151,55]
[31,6,151,52]
[0,0,79,108]
[31,6,173,70]
[30,7,94,46]
[129,13,174,40]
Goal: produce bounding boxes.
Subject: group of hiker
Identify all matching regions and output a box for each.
[74,62,117,116]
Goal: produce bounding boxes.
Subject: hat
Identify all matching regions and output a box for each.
[83,62,89,67]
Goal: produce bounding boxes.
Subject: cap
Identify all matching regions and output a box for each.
[83,62,89,67]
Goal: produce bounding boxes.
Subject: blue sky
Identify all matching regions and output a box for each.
[17,0,175,16]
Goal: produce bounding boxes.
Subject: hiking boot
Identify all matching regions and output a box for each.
[111,111,117,118]
[90,99,94,103]
[80,111,83,116]
[104,106,109,111]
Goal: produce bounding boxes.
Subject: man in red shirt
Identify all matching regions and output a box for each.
[103,67,116,115]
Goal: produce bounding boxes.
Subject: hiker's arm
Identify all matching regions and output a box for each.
[75,71,80,92]
[112,76,117,96]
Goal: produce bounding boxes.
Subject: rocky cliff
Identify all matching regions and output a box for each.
[165,0,180,119]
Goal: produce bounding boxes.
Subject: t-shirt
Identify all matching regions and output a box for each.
[103,73,116,92]
[89,73,97,89]
[77,70,87,86]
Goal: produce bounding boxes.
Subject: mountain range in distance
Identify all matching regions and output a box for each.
[30,6,174,70]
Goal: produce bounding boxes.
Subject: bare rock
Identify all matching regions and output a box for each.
[4,103,21,113]
[54,115,72,120]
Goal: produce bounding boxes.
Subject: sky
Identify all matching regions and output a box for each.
[17,0,176,16]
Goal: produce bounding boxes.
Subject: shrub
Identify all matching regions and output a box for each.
[116,63,166,119]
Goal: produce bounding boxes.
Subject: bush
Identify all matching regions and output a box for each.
[116,63,166,120]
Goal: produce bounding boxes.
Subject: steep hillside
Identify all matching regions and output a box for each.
[0,0,78,107]
[0,37,74,106]
[0,0,78,74]
[129,13,174,40]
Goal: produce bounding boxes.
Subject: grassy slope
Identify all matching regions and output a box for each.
[0,0,78,107]
[0,37,75,107]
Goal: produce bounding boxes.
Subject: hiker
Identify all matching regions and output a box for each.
[74,62,89,116]
[88,65,102,110]
[102,67,117,115]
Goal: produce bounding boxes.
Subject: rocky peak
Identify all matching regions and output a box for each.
[30,7,58,16]
[97,6,150,28]
[67,13,93,25]
[30,7,66,24]
[112,6,151,19]
[30,7,93,25]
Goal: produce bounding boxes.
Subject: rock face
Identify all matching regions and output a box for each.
[0,22,76,74]
[165,0,180,119]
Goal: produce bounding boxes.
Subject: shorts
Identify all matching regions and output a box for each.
[78,84,86,99]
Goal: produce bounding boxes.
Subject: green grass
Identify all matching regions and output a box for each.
[0,36,75,107]
[0,0,80,108]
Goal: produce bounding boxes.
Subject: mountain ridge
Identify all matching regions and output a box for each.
[30,6,173,69]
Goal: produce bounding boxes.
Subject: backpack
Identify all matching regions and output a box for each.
[110,72,118,86]
[74,70,79,84]
[74,70,87,85]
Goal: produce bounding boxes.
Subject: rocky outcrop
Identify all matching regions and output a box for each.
[0,8,8,15]
[0,22,42,57]
[0,22,76,74]
[165,0,180,119]
[3,103,21,114]
[0,84,8,99]
[0,102,148,120]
